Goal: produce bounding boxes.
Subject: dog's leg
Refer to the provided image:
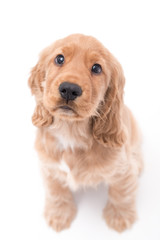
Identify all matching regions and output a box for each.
[103,173,138,232]
[42,173,77,232]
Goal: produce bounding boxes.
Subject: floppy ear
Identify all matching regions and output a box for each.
[92,55,126,148]
[28,62,53,127]
[28,63,44,96]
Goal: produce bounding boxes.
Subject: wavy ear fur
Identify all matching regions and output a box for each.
[28,62,53,127]
[92,55,126,148]
[28,63,44,96]
[32,104,53,127]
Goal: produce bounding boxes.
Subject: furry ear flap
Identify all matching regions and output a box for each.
[32,104,53,127]
[92,56,126,148]
[28,63,53,127]
[28,63,44,96]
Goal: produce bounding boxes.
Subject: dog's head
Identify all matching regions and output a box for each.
[28,34,126,147]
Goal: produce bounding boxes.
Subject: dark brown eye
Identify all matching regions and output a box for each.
[91,64,102,74]
[55,54,65,65]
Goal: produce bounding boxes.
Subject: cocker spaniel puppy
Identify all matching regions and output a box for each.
[28,34,143,232]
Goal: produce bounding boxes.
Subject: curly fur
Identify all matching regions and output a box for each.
[28,34,143,232]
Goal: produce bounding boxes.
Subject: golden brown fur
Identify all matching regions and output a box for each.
[28,34,143,232]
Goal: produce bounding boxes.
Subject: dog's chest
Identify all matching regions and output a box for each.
[46,121,106,189]
[51,120,91,151]
[58,158,79,191]
[54,131,78,151]
[51,131,85,190]
[57,157,106,191]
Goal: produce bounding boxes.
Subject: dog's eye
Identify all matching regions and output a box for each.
[55,54,65,65]
[91,64,102,74]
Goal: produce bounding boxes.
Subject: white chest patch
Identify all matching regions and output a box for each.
[48,118,91,151]
[58,159,70,173]
[58,158,78,191]
[55,132,77,151]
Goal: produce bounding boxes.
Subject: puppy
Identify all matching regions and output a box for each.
[28,34,143,232]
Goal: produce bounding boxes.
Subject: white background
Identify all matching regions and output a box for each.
[0,0,160,239]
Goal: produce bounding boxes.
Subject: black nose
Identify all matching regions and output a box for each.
[59,82,82,102]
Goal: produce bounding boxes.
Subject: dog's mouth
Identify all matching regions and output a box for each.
[59,105,74,111]
[51,104,83,119]
[56,105,77,116]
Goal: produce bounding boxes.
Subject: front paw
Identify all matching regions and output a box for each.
[44,200,77,232]
[103,202,137,232]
